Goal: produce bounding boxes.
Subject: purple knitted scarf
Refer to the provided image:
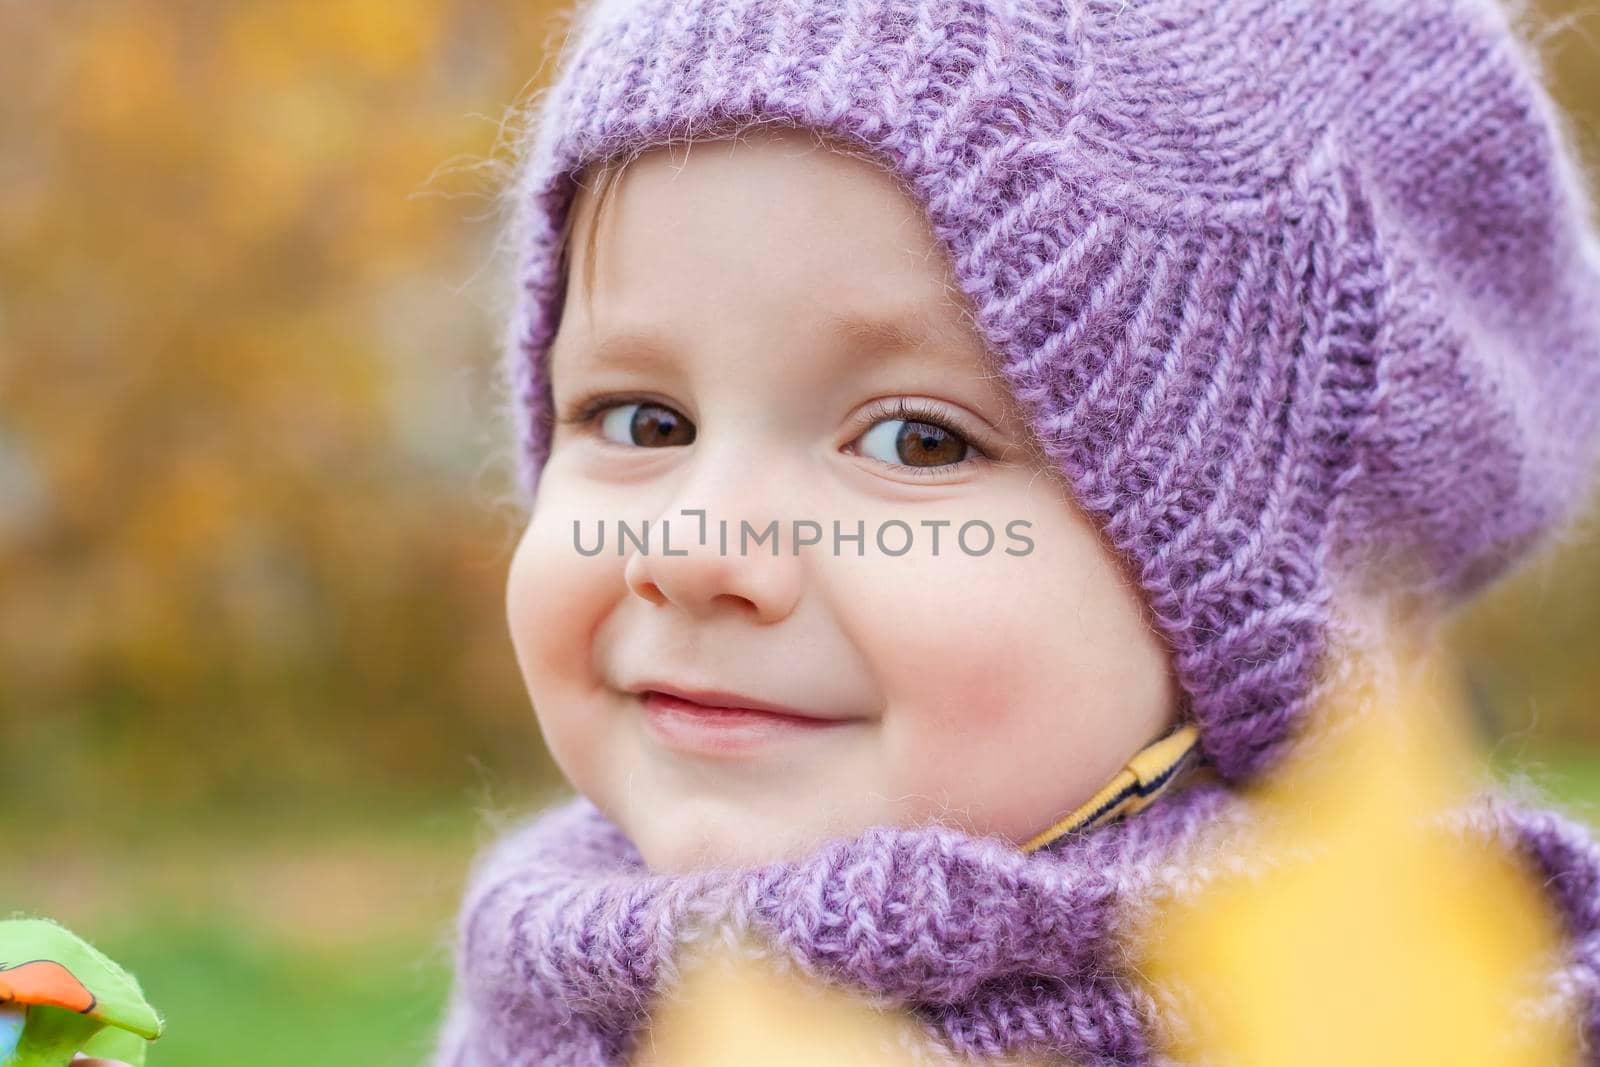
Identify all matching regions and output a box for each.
[432,783,1600,1066]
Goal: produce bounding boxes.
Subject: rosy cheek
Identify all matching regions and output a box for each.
[918,642,1032,752]
[507,508,619,694]
[874,609,1032,773]
[507,540,618,793]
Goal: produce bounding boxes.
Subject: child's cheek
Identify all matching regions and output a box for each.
[890,603,1043,799]
[505,484,629,792]
[830,498,1152,840]
[830,541,1038,803]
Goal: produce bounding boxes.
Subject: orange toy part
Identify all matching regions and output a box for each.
[0,959,98,1014]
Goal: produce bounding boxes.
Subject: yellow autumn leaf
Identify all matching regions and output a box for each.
[633,934,1065,1067]
[1138,642,1578,1065]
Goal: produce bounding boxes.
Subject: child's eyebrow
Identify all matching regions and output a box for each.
[558,302,979,394]
[822,309,929,357]
[560,330,678,374]
[823,306,997,394]
[564,307,937,373]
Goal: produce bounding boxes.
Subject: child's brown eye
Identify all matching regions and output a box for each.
[599,401,695,447]
[857,415,971,468]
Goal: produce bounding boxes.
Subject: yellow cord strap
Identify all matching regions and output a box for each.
[1019,722,1203,854]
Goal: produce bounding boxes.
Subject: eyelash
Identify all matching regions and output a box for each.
[557,391,662,428]
[555,393,986,478]
[846,397,987,478]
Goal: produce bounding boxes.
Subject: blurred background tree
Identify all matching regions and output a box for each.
[0,0,1597,1063]
[0,0,566,820]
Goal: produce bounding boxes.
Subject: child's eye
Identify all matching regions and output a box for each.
[600,401,695,447]
[564,397,696,447]
[847,399,984,477]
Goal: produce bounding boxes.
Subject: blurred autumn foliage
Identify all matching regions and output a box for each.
[0,0,1598,823]
[0,0,571,817]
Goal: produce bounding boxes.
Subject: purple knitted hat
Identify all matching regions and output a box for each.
[496,0,1600,781]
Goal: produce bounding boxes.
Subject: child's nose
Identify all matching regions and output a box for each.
[621,457,809,624]
[622,522,804,623]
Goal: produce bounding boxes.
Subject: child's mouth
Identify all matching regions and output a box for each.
[638,689,860,757]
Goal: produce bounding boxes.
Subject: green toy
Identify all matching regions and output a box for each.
[0,918,162,1066]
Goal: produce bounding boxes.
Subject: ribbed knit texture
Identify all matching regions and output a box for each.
[430,784,1600,1065]
[496,0,1600,780]
[429,783,1249,1066]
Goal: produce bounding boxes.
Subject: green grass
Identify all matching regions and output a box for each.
[1,789,513,1067]
[1492,746,1600,817]
[92,922,454,1066]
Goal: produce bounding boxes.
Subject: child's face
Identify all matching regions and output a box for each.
[507,126,1179,872]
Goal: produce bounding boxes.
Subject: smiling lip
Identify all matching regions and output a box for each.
[631,682,846,720]
[632,685,860,756]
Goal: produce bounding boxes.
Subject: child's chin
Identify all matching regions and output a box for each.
[632,814,841,874]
